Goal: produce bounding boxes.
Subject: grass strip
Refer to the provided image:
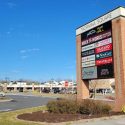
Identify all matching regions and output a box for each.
[0,106,47,125]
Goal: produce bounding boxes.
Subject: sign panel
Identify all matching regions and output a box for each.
[82,60,95,68]
[82,55,95,62]
[82,30,111,46]
[82,43,95,52]
[81,21,112,39]
[82,66,97,79]
[96,57,112,66]
[96,51,112,60]
[65,81,69,87]
[96,37,112,48]
[97,64,114,78]
[81,49,95,57]
[81,21,114,79]
[95,43,112,53]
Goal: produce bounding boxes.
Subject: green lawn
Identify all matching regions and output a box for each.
[0,106,47,125]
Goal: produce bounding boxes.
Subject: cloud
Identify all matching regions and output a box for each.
[21,55,28,59]
[12,70,21,74]
[7,2,16,8]
[20,50,27,54]
[6,31,11,35]
[20,48,40,59]
[5,27,15,36]
[27,48,40,52]
[20,48,40,54]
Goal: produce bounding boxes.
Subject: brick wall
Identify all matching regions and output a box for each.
[76,35,89,100]
[112,17,125,111]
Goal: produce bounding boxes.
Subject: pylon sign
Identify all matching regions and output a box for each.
[76,6,125,111]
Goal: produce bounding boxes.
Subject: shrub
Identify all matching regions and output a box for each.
[47,99,112,115]
[101,104,112,114]
[79,99,112,115]
[47,101,59,113]
[47,99,79,114]
[79,100,92,115]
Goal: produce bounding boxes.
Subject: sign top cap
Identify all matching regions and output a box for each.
[76,7,125,36]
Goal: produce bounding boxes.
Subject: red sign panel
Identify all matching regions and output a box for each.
[96,43,112,53]
[96,57,112,66]
[65,81,69,87]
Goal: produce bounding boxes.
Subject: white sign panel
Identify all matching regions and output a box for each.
[82,55,95,62]
[82,60,95,68]
[82,43,95,52]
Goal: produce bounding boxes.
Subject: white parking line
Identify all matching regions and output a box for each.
[0,109,12,112]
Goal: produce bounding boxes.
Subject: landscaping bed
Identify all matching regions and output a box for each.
[17,99,125,123]
[17,110,124,123]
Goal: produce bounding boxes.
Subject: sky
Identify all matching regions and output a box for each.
[0,0,125,81]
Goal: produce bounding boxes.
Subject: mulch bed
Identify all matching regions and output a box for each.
[17,111,125,123]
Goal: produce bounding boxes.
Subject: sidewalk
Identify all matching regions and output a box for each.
[71,115,125,125]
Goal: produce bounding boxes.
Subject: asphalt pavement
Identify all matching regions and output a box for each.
[0,93,55,112]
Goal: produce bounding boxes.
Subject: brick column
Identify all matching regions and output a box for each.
[76,35,89,100]
[112,17,125,111]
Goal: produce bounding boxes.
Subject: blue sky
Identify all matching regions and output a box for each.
[0,0,125,81]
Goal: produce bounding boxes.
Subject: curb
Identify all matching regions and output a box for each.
[0,99,13,102]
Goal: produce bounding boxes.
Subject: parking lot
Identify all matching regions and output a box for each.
[0,93,55,112]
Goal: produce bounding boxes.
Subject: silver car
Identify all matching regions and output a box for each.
[0,92,5,97]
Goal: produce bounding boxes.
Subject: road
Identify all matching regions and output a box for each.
[0,93,55,112]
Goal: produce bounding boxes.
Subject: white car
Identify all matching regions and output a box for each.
[0,92,5,97]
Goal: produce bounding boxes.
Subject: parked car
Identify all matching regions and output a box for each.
[42,88,50,93]
[0,92,5,97]
[53,88,60,93]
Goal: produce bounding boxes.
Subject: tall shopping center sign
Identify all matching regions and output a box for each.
[76,7,125,111]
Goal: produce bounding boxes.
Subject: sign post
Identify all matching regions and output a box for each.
[76,7,125,111]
